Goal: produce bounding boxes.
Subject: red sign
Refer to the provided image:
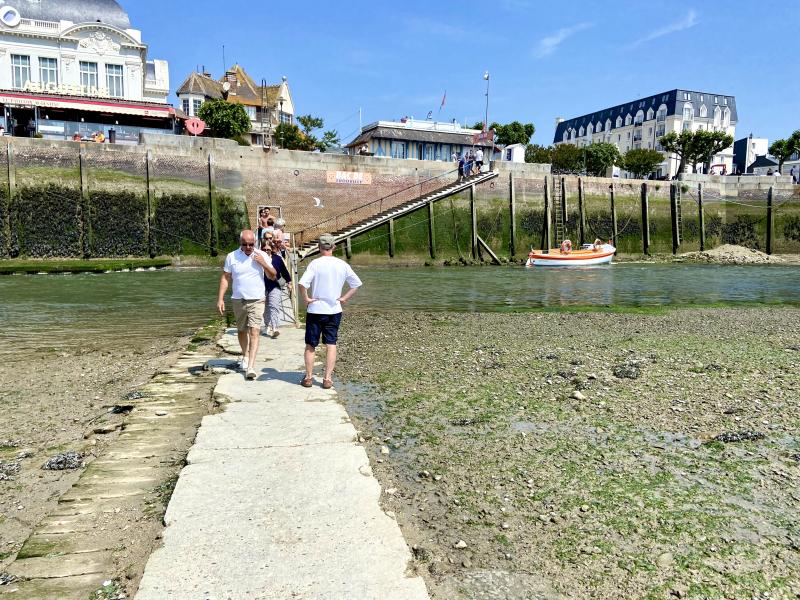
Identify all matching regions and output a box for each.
[185,118,206,136]
[472,129,495,144]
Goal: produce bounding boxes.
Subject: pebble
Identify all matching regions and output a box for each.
[380,445,390,455]
[570,390,586,401]
[501,522,510,530]
[656,552,674,568]
[538,514,549,523]
[461,559,471,568]
[579,504,590,513]
[155,410,168,417]
[454,539,467,549]
[433,474,442,481]
[385,487,397,496]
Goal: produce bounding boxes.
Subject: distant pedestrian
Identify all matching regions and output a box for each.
[217,230,277,380]
[457,154,465,181]
[298,234,362,389]
[263,238,292,339]
[791,166,797,184]
[475,147,484,173]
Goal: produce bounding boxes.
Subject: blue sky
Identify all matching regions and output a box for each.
[127,0,799,145]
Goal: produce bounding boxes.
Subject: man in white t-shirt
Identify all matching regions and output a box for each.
[298,234,362,389]
[217,230,277,380]
[475,148,484,173]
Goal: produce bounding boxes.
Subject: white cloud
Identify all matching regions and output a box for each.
[533,22,593,59]
[629,9,699,47]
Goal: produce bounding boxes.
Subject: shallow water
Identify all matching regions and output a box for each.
[0,262,798,358]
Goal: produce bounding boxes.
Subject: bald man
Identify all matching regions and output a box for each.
[217,230,277,380]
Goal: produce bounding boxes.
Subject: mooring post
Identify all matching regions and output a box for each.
[145,149,155,258]
[509,172,516,258]
[560,176,567,231]
[6,141,15,201]
[388,218,395,258]
[1,141,13,256]
[345,236,352,260]
[641,182,650,255]
[698,183,705,251]
[669,182,680,254]
[766,185,774,255]
[470,183,477,260]
[427,201,436,260]
[578,177,586,246]
[207,154,219,257]
[543,176,551,253]
[78,147,91,258]
[610,183,618,248]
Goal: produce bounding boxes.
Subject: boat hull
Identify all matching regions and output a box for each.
[526,245,616,267]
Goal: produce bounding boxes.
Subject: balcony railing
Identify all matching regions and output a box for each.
[19,18,60,30]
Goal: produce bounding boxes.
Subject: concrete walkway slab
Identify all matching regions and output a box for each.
[136,328,429,600]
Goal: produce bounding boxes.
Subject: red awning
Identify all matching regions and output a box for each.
[0,90,174,118]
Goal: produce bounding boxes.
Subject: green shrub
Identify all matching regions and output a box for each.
[783,215,800,242]
[217,194,249,252]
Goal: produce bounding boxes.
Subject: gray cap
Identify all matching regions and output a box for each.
[319,234,335,250]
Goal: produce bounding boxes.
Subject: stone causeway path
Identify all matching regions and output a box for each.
[0,349,221,599]
[135,327,429,599]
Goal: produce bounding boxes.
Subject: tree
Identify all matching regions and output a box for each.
[659,130,695,176]
[525,144,552,164]
[622,148,665,179]
[584,142,622,177]
[297,115,324,136]
[692,130,734,173]
[319,130,341,152]
[551,144,584,174]
[274,122,311,150]
[473,121,535,146]
[196,100,250,140]
[769,138,796,175]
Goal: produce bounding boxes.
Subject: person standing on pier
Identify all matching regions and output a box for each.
[299,234,362,389]
[217,230,277,380]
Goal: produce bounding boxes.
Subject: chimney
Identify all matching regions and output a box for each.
[555,117,564,128]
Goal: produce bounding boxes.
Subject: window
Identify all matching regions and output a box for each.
[563,130,568,142]
[193,99,202,116]
[646,108,654,120]
[578,126,584,136]
[625,114,632,126]
[723,97,728,105]
[634,110,644,125]
[245,105,256,120]
[80,61,98,89]
[699,95,704,102]
[390,141,406,159]
[682,102,694,120]
[714,96,718,104]
[722,107,731,127]
[586,123,593,136]
[105,64,124,97]
[616,116,622,128]
[182,99,190,114]
[605,118,611,131]
[279,112,291,124]
[39,57,57,87]
[713,106,721,127]
[683,92,691,100]
[682,121,691,132]
[699,104,707,118]
[656,104,668,121]
[656,124,665,137]
[11,54,30,89]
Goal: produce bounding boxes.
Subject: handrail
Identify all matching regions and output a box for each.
[295,167,462,244]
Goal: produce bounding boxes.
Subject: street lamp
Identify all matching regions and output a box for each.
[278,75,287,149]
[261,77,268,147]
[483,71,489,132]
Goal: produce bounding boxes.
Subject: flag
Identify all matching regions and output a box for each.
[440,90,447,109]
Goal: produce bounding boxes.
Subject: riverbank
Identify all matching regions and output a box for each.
[0,319,223,596]
[335,308,800,599]
[0,258,172,275]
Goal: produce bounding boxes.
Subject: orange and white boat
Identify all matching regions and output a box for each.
[525,239,616,267]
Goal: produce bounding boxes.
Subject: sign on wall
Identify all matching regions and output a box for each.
[326,171,372,185]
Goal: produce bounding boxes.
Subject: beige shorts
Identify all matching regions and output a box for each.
[232,298,265,331]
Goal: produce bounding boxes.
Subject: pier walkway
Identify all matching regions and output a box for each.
[135,327,429,600]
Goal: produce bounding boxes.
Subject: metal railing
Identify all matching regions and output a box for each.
[295,166,465,245]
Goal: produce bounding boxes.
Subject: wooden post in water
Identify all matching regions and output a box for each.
[470,183,477,260]
[145,149,155,258]
[641,182,650,255]
[78,148,91,258]
[427,201,436,259]
[388,218,396,258]
[766,185,774,255]
[207,154,219,257]
[509,172,516,258]
[2,142,13,257]
[669,182,680,254]
[560,177,567,233]
[345,236,352,260]
[543,176,552,253]
[578,177,586,246]
[610,183,618,248]
[5,141,14,200]
[698,183,706,251]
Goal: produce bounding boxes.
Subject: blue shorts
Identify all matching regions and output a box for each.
[305,312,343,347]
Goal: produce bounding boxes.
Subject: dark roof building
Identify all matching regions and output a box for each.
[346,120,491,161]
[13,0,131,29]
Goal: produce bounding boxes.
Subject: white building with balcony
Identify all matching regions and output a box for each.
[554,89,737,178]
[0,0,174,142]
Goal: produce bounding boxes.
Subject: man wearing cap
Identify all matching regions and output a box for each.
[217,230,277,380]
[298,234,362,389]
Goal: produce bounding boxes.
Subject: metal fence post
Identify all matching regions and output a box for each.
[641,182,650,255]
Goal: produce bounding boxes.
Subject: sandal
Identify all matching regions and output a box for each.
[322,379,333,390]
[301,377,313,388]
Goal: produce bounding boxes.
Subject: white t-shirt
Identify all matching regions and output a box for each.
[223,248,267,300]
[299,256,362,315]
[475,149,483,161]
